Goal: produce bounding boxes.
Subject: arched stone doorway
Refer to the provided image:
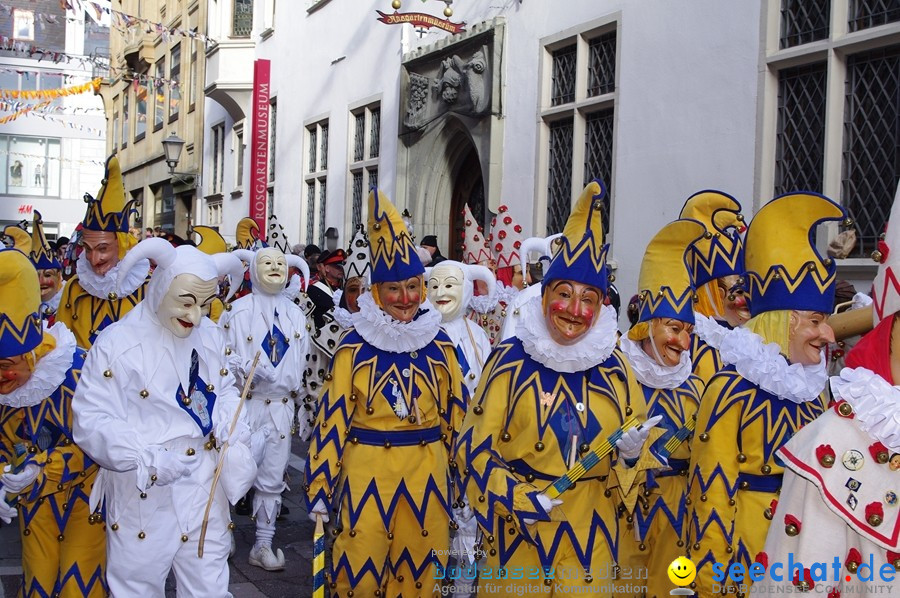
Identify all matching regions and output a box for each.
[449,147,486,262]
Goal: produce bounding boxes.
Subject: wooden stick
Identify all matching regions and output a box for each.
[198,351,261,558]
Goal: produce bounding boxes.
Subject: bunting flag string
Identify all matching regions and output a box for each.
[58,0,213,46]
[0,149,105,167]
[0,100,51,124]
[0,78,101,100]
[0,37,108,70]
[0,99,104,115]
[32,113,104,136]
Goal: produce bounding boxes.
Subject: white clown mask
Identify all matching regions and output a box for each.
[254,247,288,295]
[158,273,220,338]
[427,261,496,324]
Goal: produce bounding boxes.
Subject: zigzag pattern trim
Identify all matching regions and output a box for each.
[83,201,127,232]
[389,546,444,579]
[640,286,696,319]
[873,266,900,322]
[634,493,686,540]
[330,552,388,589]
[0,312,41,349]
[747,262,834,297]
[338,474,450,530]
[689,237,743,282]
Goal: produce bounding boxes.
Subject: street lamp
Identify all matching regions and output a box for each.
[162,132,185,175]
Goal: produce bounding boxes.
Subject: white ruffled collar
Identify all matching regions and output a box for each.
[332,306,354,329]
[469,293,497,314]
[495,284,519,306]
[281,274,303,302]
[515,295,618,373]
[0,322,77,408]
[831,367,900,452]
[694,312,826,402]
[42,282,65,315]
[76,252,148,299]
[619,336,692,389]
[350,291,442,353]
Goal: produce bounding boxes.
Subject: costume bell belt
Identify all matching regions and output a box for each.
[506,459,609,483]
[736,472,783,493]
[347,426,442,447]
[159,435,216,455]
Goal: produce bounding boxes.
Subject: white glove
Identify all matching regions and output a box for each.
[246,359,277,383]
[216,416,251,447]
[0,490,17,524]
[250,427,271,465]
[616,415,664,461]
[1,463,40,495]
[852,291,873,310]
[522,493,562,526]
[149,449,194,487]
[308,498,329,523]
[452,506,478,564]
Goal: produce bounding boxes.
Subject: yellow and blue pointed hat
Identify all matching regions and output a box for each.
[0,248,42,358]
[29,211,60,270]
[368,186,423,283]
[679,190,745,288]
[2,224,31,255]
[744,192,845,316]
[235,217,261,250]
[82,155,135,233]
[542,179,609,292]
[191,225,227,255]
[637,219,706,325]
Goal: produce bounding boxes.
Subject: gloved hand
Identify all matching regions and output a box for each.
[522,493,562,526]
[149,449,194,487]
[216,416,251,447]
[308,498,329,523]
[452,503,478,564]
[246,359,277,383]
[616,415,664,461]
[0,490,16,524]
[1,463,40,495]
[250,427,271,465]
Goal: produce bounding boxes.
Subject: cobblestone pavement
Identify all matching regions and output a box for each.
[0,447,315,598]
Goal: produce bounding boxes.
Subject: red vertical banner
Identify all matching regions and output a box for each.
[249,59,271,240]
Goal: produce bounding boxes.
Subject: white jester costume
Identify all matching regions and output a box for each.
[28,211,65,324]
[302,225,371,440]
[755,186,900,595]
[679,190,747,386]
[456,180,656,596]
[71,239,255,597]
[685,193,842,596]
[498,233,563,343]
[218,243,310,570]
[615,219,706,598]
[0,248,106,598]
[461,204,502,345]
[57,156,149,349]
[304,188,467,598]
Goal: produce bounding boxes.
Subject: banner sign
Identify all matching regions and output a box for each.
[249,59,270,240]
[375,10,465,34]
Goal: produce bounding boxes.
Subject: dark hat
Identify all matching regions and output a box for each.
[319,248,346,266]
[325,227,339,239]
[421,235,439,248]
[55,236,70,250]
[304,244,322,259]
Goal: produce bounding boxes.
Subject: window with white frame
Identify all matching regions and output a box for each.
[763,0,900,258]
[211,123,225,195]
[539,23,617,238]
[234,123,245,189]
[207,197,223,226]
[304,118,329,246]
[348,102,380,231]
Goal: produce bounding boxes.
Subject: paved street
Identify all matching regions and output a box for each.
[0,447,315,598]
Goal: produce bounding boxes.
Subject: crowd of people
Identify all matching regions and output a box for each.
[0,153,896,598]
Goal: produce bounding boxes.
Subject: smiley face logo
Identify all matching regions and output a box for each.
[668,556,696,587]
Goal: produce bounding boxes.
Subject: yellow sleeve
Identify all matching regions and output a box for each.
[686,372,742,594]
[304,343,358,510]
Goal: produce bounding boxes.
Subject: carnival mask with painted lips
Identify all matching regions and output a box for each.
[719,274,751,328]
[254,248,288,295]
[428,264,465,323]
[542,280,603,345]
[81,229,119,277]
[643,317,693,367]
[788,309,835,366]
[157,273,219,338]
[37,268,62,302]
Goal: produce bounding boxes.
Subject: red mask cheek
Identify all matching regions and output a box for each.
[549,300,569,314]
[576,305,595,322]
[1,370,18,381]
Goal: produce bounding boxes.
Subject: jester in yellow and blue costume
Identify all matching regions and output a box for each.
[686,193,843,596]
[27,211,66,324]
[304,187,467,597]
[0,248,106,597]
[56,156,148,349]
[456,180,660,597]
[680,191,748,385]
[616,219,706,598]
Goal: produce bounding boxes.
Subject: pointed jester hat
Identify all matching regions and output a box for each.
[679,190,746,288]
[235,217,261,250]
[744,192,845,316]
[367,187,424,283]
[344,224,371,283]
[872,183,900,323]
[191,225,228,256]
[541,179,610,293]
[460,203,492,266]
[29,211,60,270]
[636,219,706,325]
[0,248,42,358]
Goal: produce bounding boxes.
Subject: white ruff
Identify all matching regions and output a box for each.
[495,285,519,306]
[350,292,442,353]
[619,336,692,390]
[332,306,354,329]
[76,252,148,299]
[694,312,826,403]
[281,274,303,302]
[831,367,900,453]
[332,289,344,308]
[515,295,618,373]
[469,293,497,314]
[0,323,77,408]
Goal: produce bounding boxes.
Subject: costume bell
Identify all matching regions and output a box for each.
[219,240,310,571]
[57,156,148,349]
[72,239,256,597]
[686,193,841,596]
[679,191,748,385]
[755,186,900,595]
[0,248,106,597]
[455,180,660,597]
[615,219,706,598]
[304,188,467,597]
